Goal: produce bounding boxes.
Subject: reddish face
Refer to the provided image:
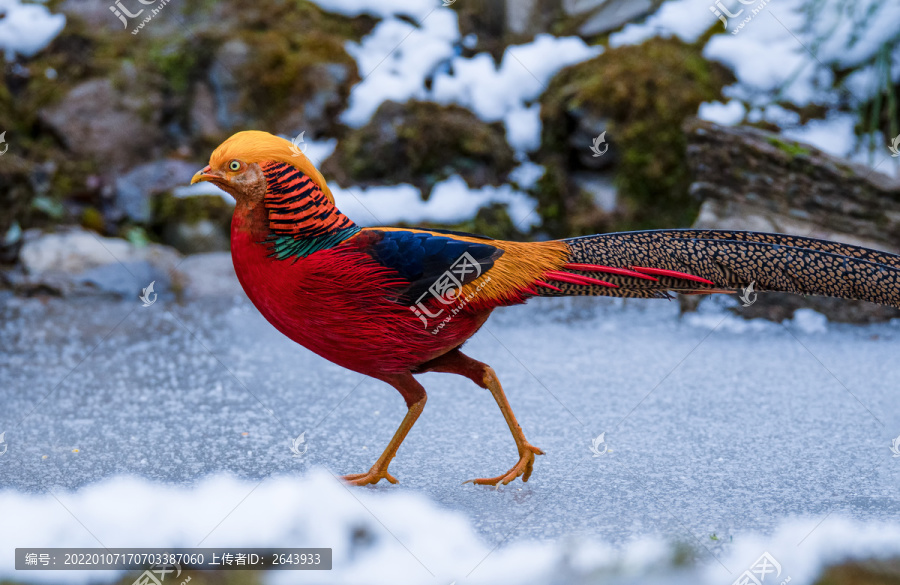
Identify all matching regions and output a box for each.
[191,159,267,208]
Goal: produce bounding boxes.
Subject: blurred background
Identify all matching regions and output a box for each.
[1,0,898,319]
[2,2,900,585]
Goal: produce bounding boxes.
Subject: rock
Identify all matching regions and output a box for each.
[536,38,734,237]
[564,0,658,36]
[39,78,165,171]
[78,260,171,299]
[684,118,900,250]
[682,118,900,323]
[174,252,242,299]
[461,0,659,54]
[151,193,232,254]
[189,82,222,141]
[506,0,539,34]
[162,219,230,255]
[115,160,201,224]
[322,100,516,197]
[275,62,355,137]
[205,18,361,138]
[208,39,253,131]
[0,154,33,264]
[13,226,181,298]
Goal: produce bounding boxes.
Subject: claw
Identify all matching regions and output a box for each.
[341,467,399,486]
[464,443,544,487]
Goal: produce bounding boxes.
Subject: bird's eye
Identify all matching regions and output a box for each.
[228,160,241,172]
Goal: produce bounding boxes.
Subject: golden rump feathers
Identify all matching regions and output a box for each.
[208,130,336,203]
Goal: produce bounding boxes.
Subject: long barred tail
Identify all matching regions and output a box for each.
[533,230,900,308]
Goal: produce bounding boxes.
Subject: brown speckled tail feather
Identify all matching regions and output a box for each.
[554,230,900,307]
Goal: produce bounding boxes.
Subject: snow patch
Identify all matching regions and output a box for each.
[3,472,900,585]
[790,308,829,334]
[0,0,65,60]
[698,100,746,125]
[340,9,460,127]
[307,0,434,20]
[331,175,537,227]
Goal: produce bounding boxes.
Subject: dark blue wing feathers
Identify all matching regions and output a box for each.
[363,230,502,304]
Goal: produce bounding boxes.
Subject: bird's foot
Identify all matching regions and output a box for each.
[341,466,399,487]
[464,443,544,487]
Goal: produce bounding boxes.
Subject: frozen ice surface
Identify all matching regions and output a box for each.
[1,292,900,583]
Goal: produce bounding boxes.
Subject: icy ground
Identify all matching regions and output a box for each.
[1,292,900,583]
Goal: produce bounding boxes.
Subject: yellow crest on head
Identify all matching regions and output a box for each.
[209,130,334,203]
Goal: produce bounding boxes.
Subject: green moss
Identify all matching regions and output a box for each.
[813,558,900,585]
[0,0,371,242]
[224,0,371,131]
[80,207,105,233]
[537,36,735,236]
[153,192,233,226]
[323,100,516,197]
[766,136,812,158]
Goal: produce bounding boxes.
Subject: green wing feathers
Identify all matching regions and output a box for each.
[545,230,900,308]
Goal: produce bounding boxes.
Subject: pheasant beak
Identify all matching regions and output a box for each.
[190,165,221,185]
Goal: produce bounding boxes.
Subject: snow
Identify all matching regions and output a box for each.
[780,113,858,159]
[610,0,900,175]
[609,0,715,47]
[790,308,829,334]
[509,161,546,190]
[698,100,746,126]
[338,2,600,155]
[340,9,460,127]
[430,34,601,124]
[308,0,434,21]
[331,175,538,227]
[3,471,900,584]
[504,103,543,152]
[0,0,65,60]
[2,289,900,583]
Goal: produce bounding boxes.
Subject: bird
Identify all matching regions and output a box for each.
[192,130,900,487]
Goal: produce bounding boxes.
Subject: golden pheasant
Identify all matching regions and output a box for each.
[192,130,900,486]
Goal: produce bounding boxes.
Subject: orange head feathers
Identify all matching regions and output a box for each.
[191,130,335,204]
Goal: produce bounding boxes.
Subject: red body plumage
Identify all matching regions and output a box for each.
[230,212,488,377]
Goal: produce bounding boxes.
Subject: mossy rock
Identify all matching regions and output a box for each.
[536,36,734,237]
[323,100,517,197]
[151,193,233,253]
[0,0,373,257]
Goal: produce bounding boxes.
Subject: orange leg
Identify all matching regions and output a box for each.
[341,373,426,486]
[418,349,543,486]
